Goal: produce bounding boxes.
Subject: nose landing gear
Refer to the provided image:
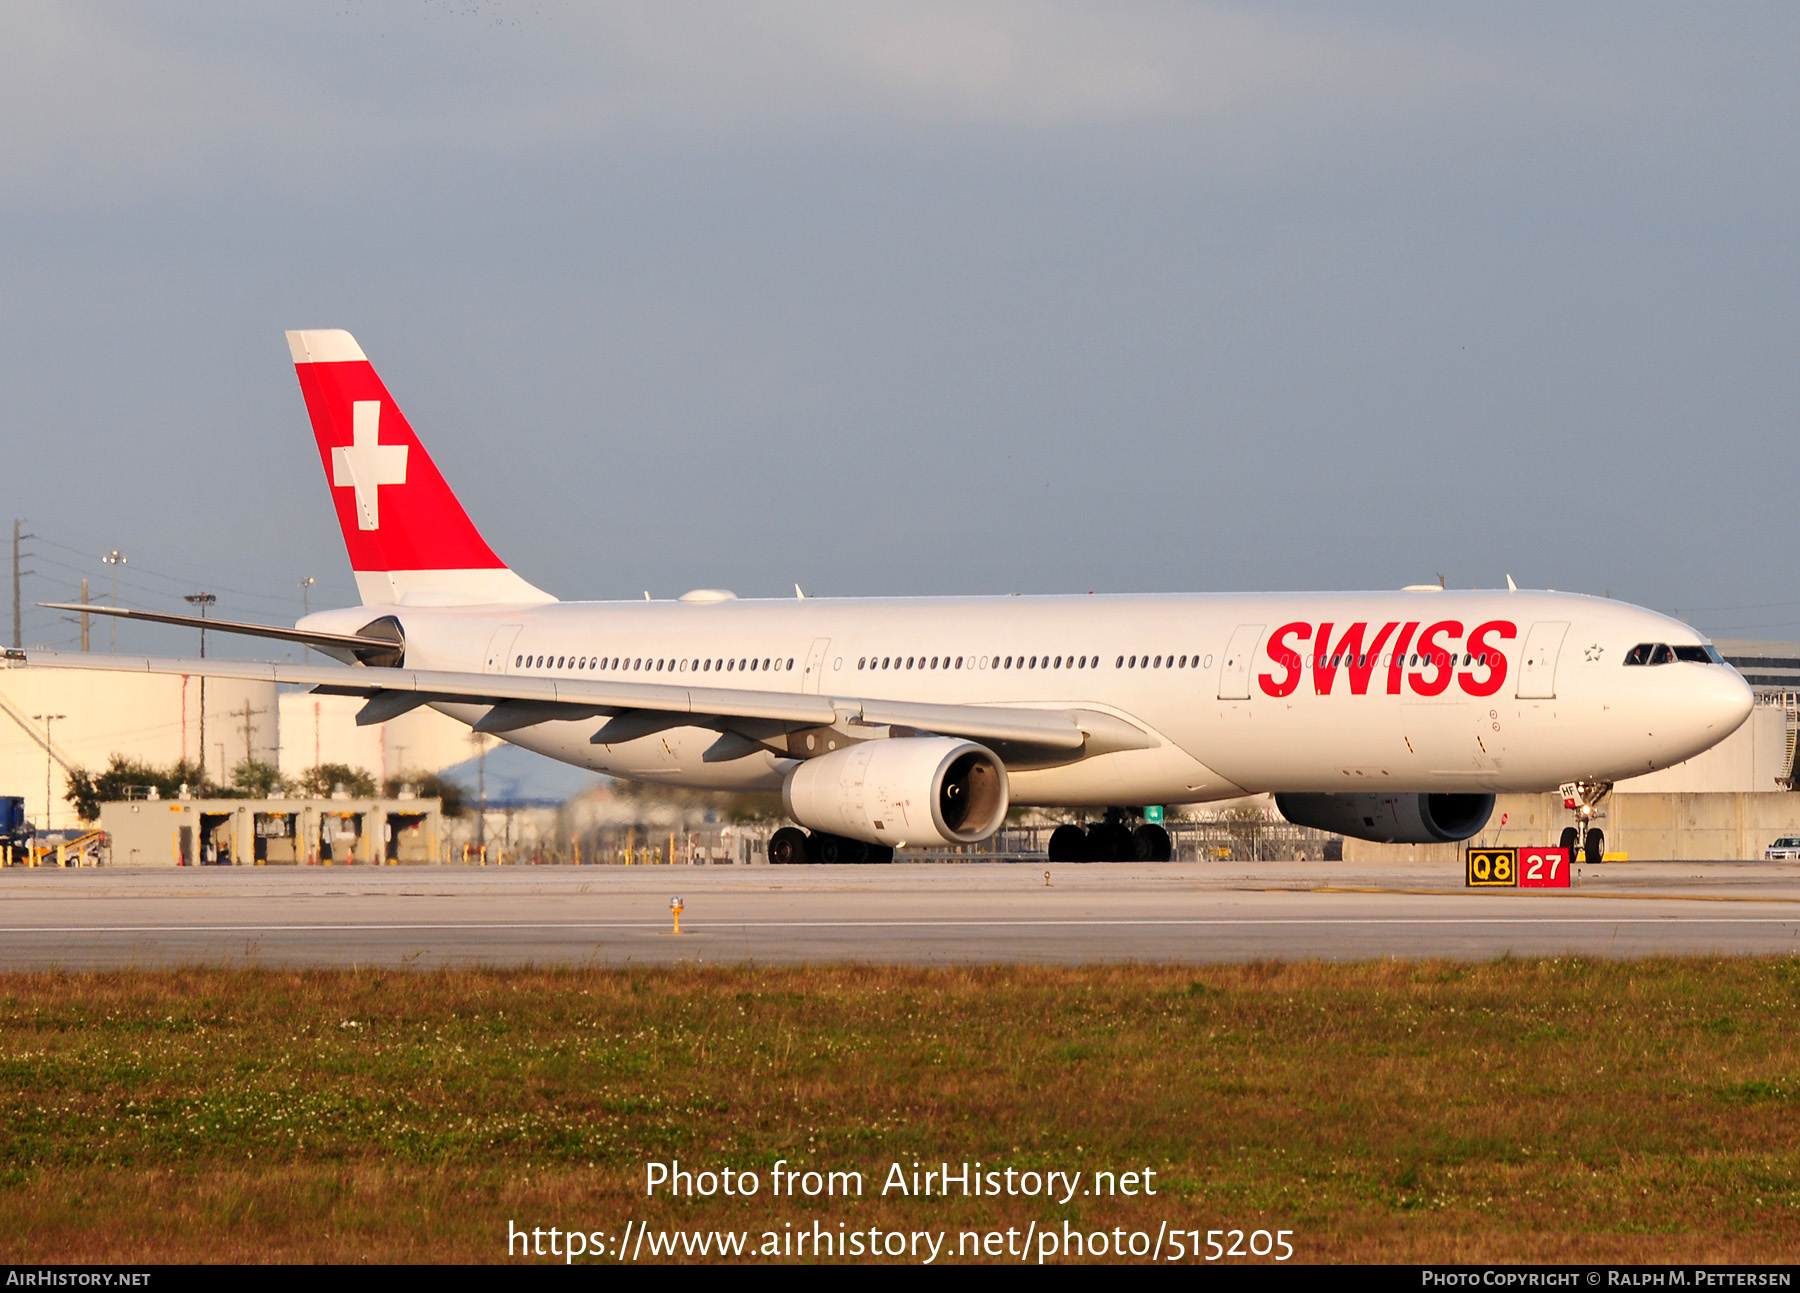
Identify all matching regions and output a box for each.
[1559,781,1613,865]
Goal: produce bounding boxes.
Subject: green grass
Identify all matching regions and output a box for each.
[0,960,1795,1262]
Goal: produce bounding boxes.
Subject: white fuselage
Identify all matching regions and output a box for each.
[301,588,1754,807]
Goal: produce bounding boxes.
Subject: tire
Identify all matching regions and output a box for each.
[1584,828,1604,866]
[865,845,895,865]
[1089,822,1132,862]
[768,826,809,865]
[1047,824,1089,863]
[1559,826,1579,856]
[1132,824,1173,862]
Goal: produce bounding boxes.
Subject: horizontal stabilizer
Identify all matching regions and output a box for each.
[37,603,393,662]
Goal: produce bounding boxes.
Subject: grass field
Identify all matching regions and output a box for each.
[0,959,1796,1263]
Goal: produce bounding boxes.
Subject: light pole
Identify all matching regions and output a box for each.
[31,713,64,831]
[298,576,316,617]
[101,549,126,652]
[184,593,215,783]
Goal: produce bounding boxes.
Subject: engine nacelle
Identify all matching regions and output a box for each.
[782,737,1009,848]
[1274,792,1494,844]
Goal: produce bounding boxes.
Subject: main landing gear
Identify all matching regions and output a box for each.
[1047,811,1172,863]
[767,826,895,866]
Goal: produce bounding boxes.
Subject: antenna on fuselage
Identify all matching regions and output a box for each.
[1506,574,1517,592]
[794,584,806,600]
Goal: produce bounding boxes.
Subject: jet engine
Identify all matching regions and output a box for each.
[782,737,1009,848]
[1274,792,1494,844]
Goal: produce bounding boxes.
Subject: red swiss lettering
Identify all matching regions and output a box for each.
[1408,620,1464,697]
[1258,622,1311,698]
[1315,622,1399,695]
[1386,621,1420,695]
[1458,620,1517,697]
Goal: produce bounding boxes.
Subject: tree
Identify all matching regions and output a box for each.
[295,763,377,798]
[64,756,212,823]
[231,759,289,797]
[383,771,466,817]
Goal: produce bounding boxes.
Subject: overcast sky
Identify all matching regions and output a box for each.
[1,2,1795,654]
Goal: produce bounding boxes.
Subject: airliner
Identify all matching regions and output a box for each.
[21,330,1753,864]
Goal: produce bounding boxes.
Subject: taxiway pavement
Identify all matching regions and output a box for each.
[0,860,1797,968]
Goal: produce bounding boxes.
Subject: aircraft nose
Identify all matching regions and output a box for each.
[1701,665,1755,739]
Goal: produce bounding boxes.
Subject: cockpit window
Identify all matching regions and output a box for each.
[1673,644,1721,664]
[1626,642,1721,666]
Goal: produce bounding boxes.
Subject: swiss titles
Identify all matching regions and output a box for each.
[1256,620,1515,700]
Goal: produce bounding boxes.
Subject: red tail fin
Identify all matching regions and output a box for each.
[287,330,552,606]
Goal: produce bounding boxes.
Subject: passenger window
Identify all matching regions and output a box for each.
[955,656,963,668]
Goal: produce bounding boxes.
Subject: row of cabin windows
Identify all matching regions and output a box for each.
[1299,652,1494,669]
[857,653,1103,671]
[515,653,796,674]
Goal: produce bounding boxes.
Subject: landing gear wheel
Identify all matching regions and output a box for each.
[1584,828,1605,866]
[1131,824,1172,862]
[810,832,868,864]
[1048,824,1090,863]
[865,845,895,865]
[769,826,809,865]
[1559,826,1579,856]
[1088,822,1133,862]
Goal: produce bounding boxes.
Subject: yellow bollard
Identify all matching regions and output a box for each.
[670,895,684,936]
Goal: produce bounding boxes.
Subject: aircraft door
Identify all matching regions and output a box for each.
[1218,624,1266,700]
[1515,622,1569,699]
[801,638,831,695]
[484,624,523,674]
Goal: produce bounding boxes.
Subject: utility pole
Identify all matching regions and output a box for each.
[231,699,267,780]
[12,521,34,650]
[102,550,125,652]
[184,593,215,784]
[79,579,89,652]
[31,713,64,831]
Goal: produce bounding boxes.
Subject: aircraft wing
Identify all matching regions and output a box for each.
[4,650,1133,756]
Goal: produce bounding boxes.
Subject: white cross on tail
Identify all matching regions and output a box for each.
[331,401,408,530]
